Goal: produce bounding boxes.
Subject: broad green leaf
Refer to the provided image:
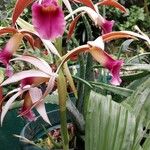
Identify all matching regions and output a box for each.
[73,76,93,89]
[127,75,150,90]
[123,76,150,123]
[85,91,136,150]
[90,81,133,97]
[122,76,150,149]
[126,52,150,64]
[123,64,150,72]
[143,137,150,150]
[121,71,150,82]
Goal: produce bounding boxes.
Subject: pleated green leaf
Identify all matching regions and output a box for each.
[143,137,150,150]
[85,91,136,150]
[122,76,150,150]
[123,76,150,126]
[90,81,133,97]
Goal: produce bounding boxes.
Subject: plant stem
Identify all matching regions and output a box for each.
[55,37,63,56]
[57,70,69,150]
[55,9,69,147]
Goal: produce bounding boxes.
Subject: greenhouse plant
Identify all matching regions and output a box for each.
[0,0,150,150]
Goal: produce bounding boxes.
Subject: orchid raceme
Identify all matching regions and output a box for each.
[0,33,23,76]
[32,0,66,40]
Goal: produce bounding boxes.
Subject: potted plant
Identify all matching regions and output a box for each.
[0,0,150,150]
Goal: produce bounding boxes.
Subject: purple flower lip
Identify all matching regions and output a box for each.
[106,59,124,85]
[32,0,66,40]
[101,19,115,34]
[19,105,36,121]
[21,77,34,87]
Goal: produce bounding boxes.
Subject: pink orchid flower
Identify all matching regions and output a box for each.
[66,0,127,38]
[20,91,36,121]
[20,76,54,124]
[89,46,123,85]
[32,0,66,40]
[0,33,23,76]
[0,55,56,124]
[19,76,50,121]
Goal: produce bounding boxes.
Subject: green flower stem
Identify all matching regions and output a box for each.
[57,70,69,150]
[54,0,69,144]
[55,37,63,56]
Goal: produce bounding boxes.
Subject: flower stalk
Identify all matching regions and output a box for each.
[57,69,69,150]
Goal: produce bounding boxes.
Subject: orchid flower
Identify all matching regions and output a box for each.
[89,46,123,85]
[32,0,66,40]
[66,0,127,39]
[19,77,49,122]
[0,33,23,76]
[0,56,57,124]
[86,36,124,85]
[19,90,36,121]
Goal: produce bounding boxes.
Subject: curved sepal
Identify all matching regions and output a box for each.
[12,0,35,25]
